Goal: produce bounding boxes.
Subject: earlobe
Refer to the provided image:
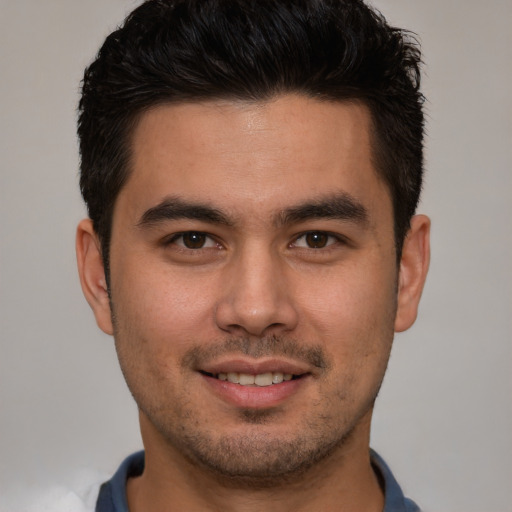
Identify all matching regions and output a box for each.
[394,214,431,333]
[76,219,114,335]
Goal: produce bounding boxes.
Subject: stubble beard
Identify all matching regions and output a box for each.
[155,405,361,489]
[116,335,386,489]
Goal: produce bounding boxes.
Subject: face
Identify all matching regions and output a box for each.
[78,95,429,483]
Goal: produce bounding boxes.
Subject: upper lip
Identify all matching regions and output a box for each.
[199,358,311,376]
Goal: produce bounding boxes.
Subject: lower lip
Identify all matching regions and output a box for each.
[201,373,307,409]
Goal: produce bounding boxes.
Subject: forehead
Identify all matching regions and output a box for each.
[117,95,391,226]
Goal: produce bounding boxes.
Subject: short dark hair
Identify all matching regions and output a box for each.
[78,0,424,279]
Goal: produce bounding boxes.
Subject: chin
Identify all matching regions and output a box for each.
[157,416,357,488]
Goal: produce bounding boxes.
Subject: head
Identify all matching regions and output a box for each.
[78,0,424,285]
[76,0,429,487]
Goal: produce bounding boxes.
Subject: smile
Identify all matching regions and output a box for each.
[202,371,297,386]
[199,367,309,408]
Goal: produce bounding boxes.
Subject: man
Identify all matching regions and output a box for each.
[76,0,430,510]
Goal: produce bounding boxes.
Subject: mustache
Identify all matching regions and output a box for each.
[182,335,329,371]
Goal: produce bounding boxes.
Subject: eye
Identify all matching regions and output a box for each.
[168,231,219,249]
[292,231,338,249]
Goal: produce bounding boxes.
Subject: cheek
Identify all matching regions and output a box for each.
[297,264,397,335]
[110,265,218,407]
[110,259,219,355]
[295,263,397,380]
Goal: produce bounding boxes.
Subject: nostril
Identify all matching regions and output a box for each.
[213,278,299,337]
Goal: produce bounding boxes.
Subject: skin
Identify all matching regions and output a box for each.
[77,95,430,512]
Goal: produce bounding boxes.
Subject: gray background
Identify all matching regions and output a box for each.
[1,1,511,510]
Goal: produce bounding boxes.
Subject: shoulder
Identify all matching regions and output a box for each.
[95,451,145,512]
[370,449,422,512]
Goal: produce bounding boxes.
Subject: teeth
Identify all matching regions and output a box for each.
[254,373,273,386]
[239,374,255,385]
[227,372,240,384]
[217,371,294,386]
[272,372,284,384]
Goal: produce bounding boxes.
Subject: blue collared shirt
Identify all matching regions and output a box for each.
[96,450,420,511]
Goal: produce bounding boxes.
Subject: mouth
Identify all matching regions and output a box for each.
[200,370,303,387]
[197,358,312,408]
[198,362,311,408]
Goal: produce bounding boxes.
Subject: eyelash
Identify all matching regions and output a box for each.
[291,231,345,250]
[164,231,221,250]
[163,230,346,251]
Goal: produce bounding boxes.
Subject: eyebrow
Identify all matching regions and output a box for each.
[137,192,369,230]
[276,193,369,227]
[138,197,234,228]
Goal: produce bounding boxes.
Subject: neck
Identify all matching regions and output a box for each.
[127,412,384,512]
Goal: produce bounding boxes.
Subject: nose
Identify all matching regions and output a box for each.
[214,247,299,337]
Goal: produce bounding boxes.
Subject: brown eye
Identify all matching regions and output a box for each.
[305,232,329,248]
[292,231,340,250]
[181,232,207,249]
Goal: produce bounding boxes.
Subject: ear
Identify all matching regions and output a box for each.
[394,214,431,333]
[76,219,114,335]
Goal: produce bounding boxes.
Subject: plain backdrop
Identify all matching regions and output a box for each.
[1,1,511,510]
